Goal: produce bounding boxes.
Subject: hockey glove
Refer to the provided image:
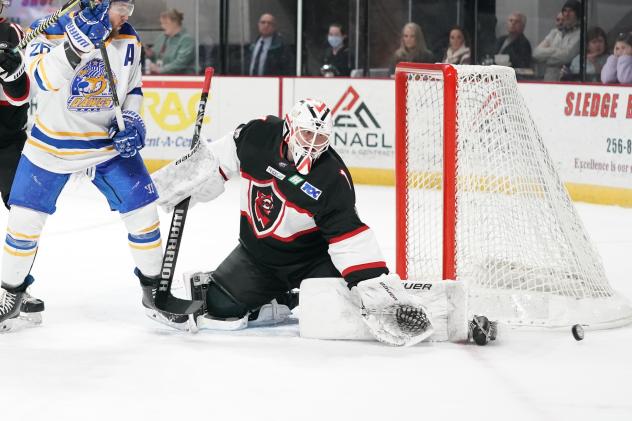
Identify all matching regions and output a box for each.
[62,0,111,55]
[0,42,25,83]
[109,110,146,158]
[352,274,434,346]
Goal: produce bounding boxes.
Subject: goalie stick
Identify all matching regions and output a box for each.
[15,0,82,52]
[154,67,214,315]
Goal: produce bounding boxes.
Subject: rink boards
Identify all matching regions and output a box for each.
[33,75,632,207]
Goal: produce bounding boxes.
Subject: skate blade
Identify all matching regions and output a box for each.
[144,308,190,332]
[195,314,248,331]
[0,312,43,333]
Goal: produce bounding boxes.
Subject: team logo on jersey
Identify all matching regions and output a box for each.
[288,175,304,185]
[248,181,285,236]
[67,59,116,112]
[266,166,286,180]
[300,182,322,200]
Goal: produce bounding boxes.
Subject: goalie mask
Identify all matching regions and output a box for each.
[283,99,333,175]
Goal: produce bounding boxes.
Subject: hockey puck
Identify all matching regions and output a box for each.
[572,324,584,341]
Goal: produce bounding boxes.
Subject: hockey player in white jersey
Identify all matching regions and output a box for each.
[0,0,183,332]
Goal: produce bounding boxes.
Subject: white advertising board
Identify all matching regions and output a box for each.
[283,78,395,175]
[141,76,278,170]
[143,75,632,206]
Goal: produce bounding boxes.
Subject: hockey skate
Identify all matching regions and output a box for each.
[0,275,44,333]
[135,268,189,331]
[183,271,293,331]
[469,315,498,345]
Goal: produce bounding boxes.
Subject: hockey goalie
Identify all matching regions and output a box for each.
[152,98,495,346]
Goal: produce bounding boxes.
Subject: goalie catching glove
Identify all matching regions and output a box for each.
[352,274,434,346]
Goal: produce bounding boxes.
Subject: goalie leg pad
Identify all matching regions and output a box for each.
[299,277,469,343]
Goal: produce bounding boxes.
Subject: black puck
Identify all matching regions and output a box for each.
[572,324,584,341]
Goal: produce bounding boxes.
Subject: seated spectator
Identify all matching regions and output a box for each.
[601,32,632,84]
[442,26,471,65]
[389,22,434,74]
[533,0,581,81]
[563,27,608,82]
[248,13,293,76]
[494,12,532,69]
[145,9,195,75]
[321,23,352,77]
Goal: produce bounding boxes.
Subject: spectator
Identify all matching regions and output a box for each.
[555,12,565,31]
[442,26,471,65]
[563,27,608,82]
[533,1,581,81]
[389,22,434,74]
[321,23,352,77]
[494,12,532,69]
[248,13,293,76]
[601,31,632,84]
[145,9,195,75]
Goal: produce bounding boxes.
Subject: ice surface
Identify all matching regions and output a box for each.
[1,178,631,421]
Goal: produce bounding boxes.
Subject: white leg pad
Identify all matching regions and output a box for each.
[299,277,469,342]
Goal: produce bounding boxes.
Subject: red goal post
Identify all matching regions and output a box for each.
[394,62,632,329]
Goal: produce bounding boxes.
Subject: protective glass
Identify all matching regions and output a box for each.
[0,1,10,15]
[111,1,134,17]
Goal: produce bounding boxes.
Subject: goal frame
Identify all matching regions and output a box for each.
[395,63,457,281]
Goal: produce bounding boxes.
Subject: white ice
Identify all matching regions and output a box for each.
[1,178,631,421]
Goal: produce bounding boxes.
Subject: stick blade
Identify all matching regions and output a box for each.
[154,293,204,315]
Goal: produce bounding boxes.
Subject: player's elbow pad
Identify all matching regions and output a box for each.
[152,139,225,213]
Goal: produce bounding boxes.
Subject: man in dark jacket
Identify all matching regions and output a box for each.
[494,12,532,69]
[248,13,293,76]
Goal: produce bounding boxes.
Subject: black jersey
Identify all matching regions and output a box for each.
[212,115,388,285]
[0,19,30,146]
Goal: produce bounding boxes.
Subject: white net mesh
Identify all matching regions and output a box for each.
[397,64,632,328]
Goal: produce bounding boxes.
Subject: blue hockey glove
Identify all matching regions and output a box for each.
[63,0,111,55]
[109,110,146,158]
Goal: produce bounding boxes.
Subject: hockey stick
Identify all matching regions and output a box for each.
[154,67,214,314]
[14,0,82,52]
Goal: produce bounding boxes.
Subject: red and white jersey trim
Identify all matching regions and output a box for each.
[328,226,386,277]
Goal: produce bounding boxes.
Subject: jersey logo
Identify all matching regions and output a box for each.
[248,181,286,236]
[67,59,115,112]
[300,182,322,200]
[288,174,304,185]
[266,166,286,181]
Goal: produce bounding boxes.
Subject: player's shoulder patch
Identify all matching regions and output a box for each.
[116,23,141,42]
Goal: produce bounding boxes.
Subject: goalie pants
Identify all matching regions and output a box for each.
[0,136,25,209]
[209,243,341,317]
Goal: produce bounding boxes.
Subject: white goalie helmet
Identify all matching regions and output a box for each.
[283,98,333,175]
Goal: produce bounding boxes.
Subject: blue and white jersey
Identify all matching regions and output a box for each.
[23,18,143,173]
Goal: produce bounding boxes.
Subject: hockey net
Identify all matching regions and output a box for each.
[395,63,632,329]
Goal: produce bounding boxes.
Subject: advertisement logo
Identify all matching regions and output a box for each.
[331,86,391,153]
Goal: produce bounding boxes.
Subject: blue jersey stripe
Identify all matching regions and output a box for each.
[128,229,161,244]
[33,69,48,91]
[31,125,112,150]
[128,87,143,96]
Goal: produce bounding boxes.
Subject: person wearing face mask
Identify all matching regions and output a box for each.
[321,23,352,77]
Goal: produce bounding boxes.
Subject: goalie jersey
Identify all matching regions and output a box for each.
[23,18,143,173]
[211,115,389,286]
